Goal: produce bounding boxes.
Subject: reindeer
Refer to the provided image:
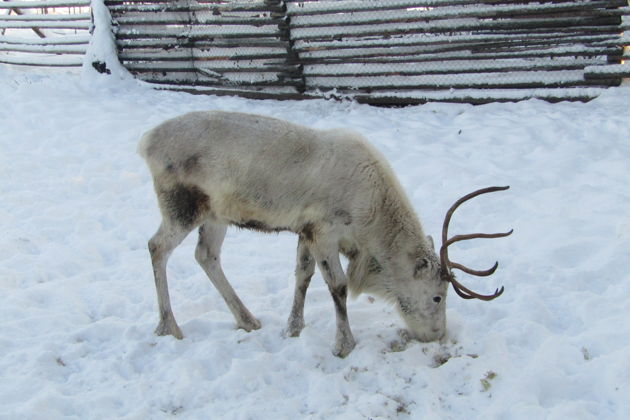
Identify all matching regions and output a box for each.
[139,111,512,357]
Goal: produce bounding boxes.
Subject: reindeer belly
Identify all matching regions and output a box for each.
[206,185,323,236]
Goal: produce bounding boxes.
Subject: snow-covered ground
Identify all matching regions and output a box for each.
[0,65,629,419]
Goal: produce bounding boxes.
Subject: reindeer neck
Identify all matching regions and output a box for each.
[359,164,428,262]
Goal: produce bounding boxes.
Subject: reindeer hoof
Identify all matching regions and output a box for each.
[333,338,356,358]
[238,317,261,332]
[284,318,305,338]
[155,318,184,340]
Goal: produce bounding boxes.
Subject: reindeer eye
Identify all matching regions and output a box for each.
[433,296,442,304]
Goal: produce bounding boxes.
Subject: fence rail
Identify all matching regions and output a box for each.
[104,0,629,104]
[0,0,91,67]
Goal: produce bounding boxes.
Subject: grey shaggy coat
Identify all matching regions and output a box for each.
[139,111,446,357]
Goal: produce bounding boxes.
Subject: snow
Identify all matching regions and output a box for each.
[0,0,88,8]
[286,0,475,15]
[0,54,83,66]
[82,0,133,82]
[309,70,594,89]
[363,87,607,101]
[1,63,629,419]
[304,58,606,76]
[0,21,89,30]
[585,64,630,77]
[0,1,91,69]
[0,43,87,54]
[289,1,601,26]
[0,35,91,46]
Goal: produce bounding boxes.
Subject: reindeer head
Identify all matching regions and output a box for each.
[396,186,513,342]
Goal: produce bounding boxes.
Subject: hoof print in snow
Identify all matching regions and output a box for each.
[480,371,498,392]
[432,352,452,367]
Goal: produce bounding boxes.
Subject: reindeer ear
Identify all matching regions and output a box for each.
[414,258,429,277]
[426,235,435,250]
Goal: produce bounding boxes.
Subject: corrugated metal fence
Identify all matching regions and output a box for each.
[1,0,629,103]
[109,0,300,96]
[290,0,630,103]
[107,0,630,104]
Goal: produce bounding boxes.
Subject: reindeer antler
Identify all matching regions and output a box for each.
[440,186,513,301]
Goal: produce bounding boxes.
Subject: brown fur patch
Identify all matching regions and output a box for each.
[301,223,315,242]
[161,183,210,227]
[334,209,352,225]
[321,260,331,275]
[331,285,349,319]
[182,154,201,174]
[342,247,359,260]
[299,253,313,272]
[367,256,383,274]
[233,220,289,234]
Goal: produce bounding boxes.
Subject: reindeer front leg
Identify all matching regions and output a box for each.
[310,238,356,358]
[286,237,315,337]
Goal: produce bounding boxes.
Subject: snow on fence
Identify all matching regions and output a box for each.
[0,0,92,67]
[106,0,303,98]
[2,0,628,103]
[104,0,630,104]
[287,0,630,104]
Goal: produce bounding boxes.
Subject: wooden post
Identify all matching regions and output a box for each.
[268,0,305,94]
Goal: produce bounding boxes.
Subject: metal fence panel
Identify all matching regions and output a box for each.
[106,0,630,103]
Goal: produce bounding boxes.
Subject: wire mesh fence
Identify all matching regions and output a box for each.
[4,0,623,103]
[286,0,629,104]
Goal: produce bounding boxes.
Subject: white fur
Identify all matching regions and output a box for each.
[140,111,447,357]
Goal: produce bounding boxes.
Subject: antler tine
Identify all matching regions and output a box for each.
[449,261,499,277]
[440,186,512,301]
[443,230,514,248]
[451,278,505,301]
[444,230,513,277]
[441,186,510,244]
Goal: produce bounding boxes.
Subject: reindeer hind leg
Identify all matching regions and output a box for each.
[149,181,212,339]
[149,221,191,339]
[195,221,261,332]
